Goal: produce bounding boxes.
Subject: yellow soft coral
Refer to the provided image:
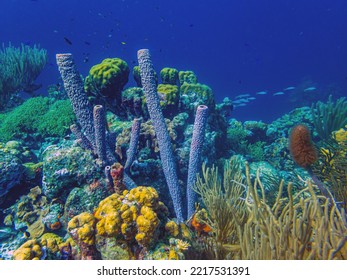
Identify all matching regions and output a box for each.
[94,193,123,237]
[127,186,159,208]
[135,206,159,246]
[93,186,164,249]
[84,57,129,99]
[67,212,96,246]
[40,233,63,254]
[165,220,179,237]
[157,84,179,107]
[13,239,43,260]
[333,125,347,143]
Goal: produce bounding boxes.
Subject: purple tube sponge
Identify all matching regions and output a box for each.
[56,53,95,147]
[186,105,209,219]
[70,124,94,151]
[124,117,142,171]
[137,49,184,222]
[93,105,107,166]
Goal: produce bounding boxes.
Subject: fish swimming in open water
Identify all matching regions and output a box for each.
[304,87,316,92]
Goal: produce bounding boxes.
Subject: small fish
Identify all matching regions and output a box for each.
[273,91,285,96]
[23,231,30,238]
[256,91,267,95]
[64,37,72,45]
[233,98,249,104]
[108,34,112,38]
[53,30,58,33]
[234,103,247,107]
[121,42,126,45]
[84,41,91,45]
[189,23,194,27]
[235,94,251,99]
[247,97,256,100]
[284,86,295,91]
[304,87,316,92]
[97,12,105,18]
[23,83,42,93]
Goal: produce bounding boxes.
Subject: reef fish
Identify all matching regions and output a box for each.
[234,103,247,107]
[304,87,317,92]
[256,91,267,95]
[63,37,73,45]
[284,86,295,91]
[273,91,285,96]
[235,94,251,99]
[23,83,42,93]
[233,98,249,104]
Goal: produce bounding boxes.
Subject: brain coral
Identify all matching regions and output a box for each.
[84,58,129,105]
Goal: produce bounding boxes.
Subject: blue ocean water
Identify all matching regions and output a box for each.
[1,0,346,122]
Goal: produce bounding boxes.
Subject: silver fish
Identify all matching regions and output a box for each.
[256,91,267,95]
[273,91,285,96]
[304,87,316,92]
[235,94,251,99]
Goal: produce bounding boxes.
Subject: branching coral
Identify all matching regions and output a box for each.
[311,95,347,140]
[239,164,347,260]
[193,156,246,259]
[312,127,347,210]
[194,159,347,260]
[0,43,47,110]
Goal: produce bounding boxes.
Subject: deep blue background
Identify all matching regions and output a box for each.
[1,0,346,122]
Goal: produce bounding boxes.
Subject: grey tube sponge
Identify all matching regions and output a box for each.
[70,124,94,151]
[93,105,107,166]
[186,105,209,219]
[137,49,184,222]
[56,53,95,147]
[124,117,142,171]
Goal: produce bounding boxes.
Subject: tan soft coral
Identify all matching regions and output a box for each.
[13,239,43,260]
[67,212,98,259]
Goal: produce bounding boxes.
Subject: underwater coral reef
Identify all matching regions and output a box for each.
[0,48,346,260]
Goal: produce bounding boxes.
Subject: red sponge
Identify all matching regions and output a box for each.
[289,124,317,168]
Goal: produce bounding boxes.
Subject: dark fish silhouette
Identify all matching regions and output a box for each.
[23,83,42,93]
[64,37,73,45]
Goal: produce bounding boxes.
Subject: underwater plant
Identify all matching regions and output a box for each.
[311,95,347,140]
[239,165,347,260]
[193,156,246,259]
[0,97,76,142]
[0,43,47,110]
[312,126,347,210]
[194,158,347,260]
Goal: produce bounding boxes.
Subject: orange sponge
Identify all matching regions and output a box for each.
[289,124,317,168]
